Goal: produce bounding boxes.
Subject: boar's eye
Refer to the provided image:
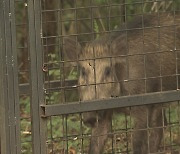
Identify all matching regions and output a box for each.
[81,67,86,77]
[105,66,111,76]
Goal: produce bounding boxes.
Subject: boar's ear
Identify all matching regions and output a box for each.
[111,34,127,56]
[111,35,128,81]
[64,37,81,61]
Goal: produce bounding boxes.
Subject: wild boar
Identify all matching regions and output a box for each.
[64,13,180,154]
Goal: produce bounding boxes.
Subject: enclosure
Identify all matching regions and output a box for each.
[0,0,180,153]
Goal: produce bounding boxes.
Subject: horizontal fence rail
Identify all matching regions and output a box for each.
[41,90,180,117]
[19,79,77,95]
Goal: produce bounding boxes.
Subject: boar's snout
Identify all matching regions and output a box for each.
[83,111,105,127]
[83,112,96,127]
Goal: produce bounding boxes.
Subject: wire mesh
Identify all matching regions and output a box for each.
[43,103,180,154]
[41,0,180,154]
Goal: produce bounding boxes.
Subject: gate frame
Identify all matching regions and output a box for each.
[0,0,21,153]
[0,0,180,153]
[27,0,47,153]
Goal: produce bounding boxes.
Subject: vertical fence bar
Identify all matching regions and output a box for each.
[34,0,47,153]
[0,0,21,153]
[9,0,21,153]
[28,0,47,153]
[27,0,41,153]
[0,1,9,154]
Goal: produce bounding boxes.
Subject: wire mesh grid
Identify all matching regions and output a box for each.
[45,103,180,154]
[42,0,180,154]
[8,0,180,153]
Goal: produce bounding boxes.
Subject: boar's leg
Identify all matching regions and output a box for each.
[132,106,149,154]
[133,105,164,154]
[88,110,112,154]
[148,105,164,153]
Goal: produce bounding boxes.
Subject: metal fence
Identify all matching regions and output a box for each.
[0,0,180,154]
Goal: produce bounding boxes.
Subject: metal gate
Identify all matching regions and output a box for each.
[0,0,180,153]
